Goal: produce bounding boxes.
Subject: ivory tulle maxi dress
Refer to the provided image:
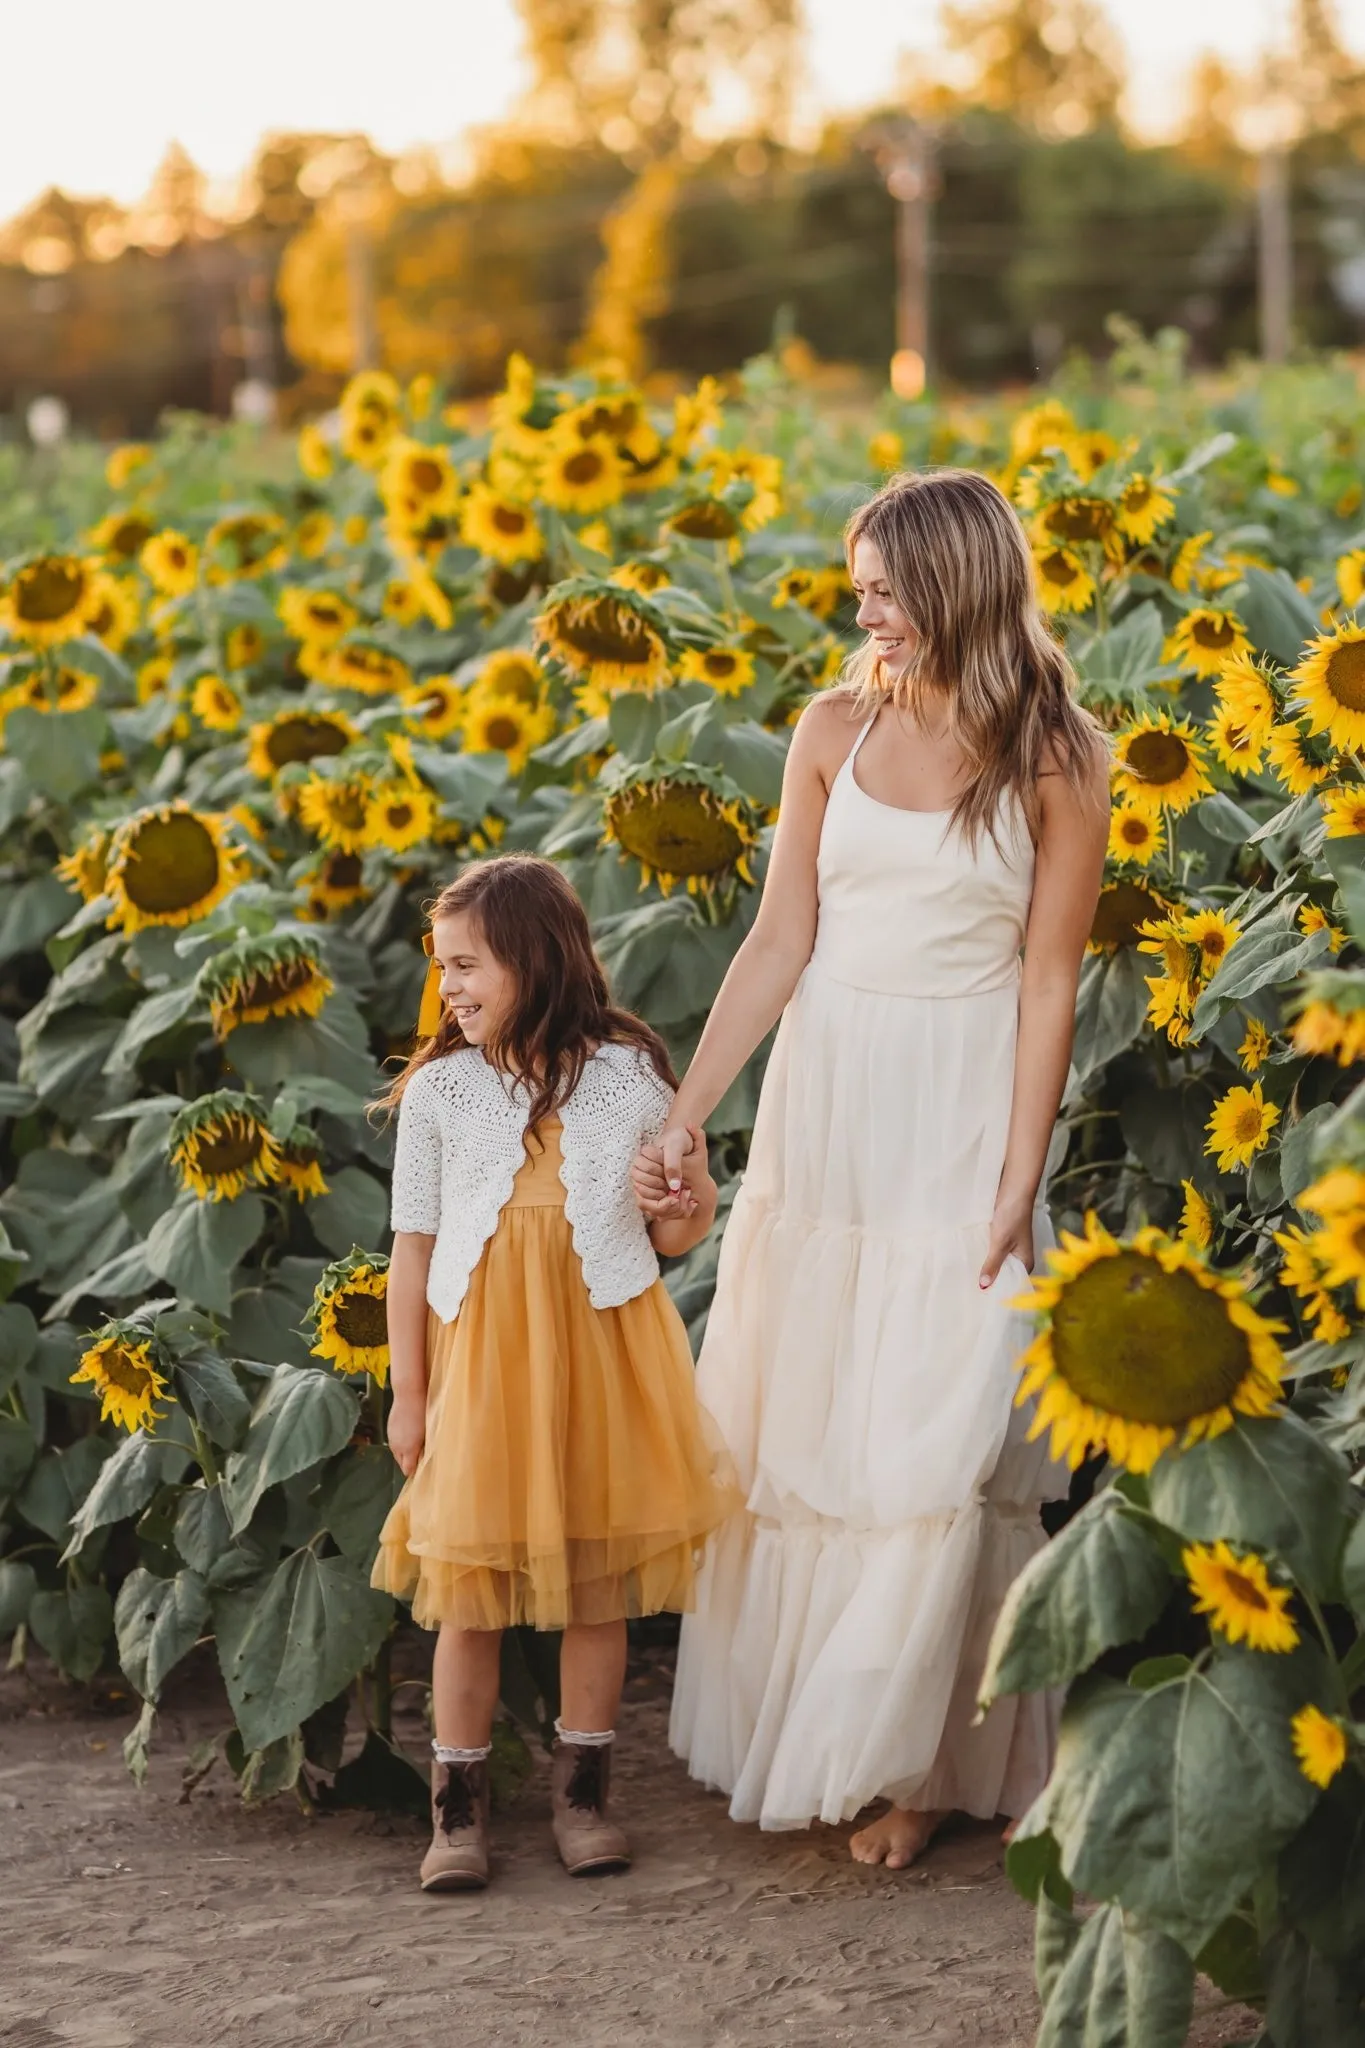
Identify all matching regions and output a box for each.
[669,715,1065,1830]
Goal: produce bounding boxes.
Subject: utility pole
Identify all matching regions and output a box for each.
[862,117,935,398]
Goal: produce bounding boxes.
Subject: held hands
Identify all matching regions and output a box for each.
[386,1392,426,1479]
[631,1123,706,1221]
[979,1191,1035,1290]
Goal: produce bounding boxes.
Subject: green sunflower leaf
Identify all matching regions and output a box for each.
[144,1192,265,1316]
[1147,1412,1352,1598]
[308,1166,391,1260]
[211,1547,392,1753]
[27,1582,114,1682]
[221,1362,359,1536]
[61,1427,192,1561]
[114,1565,209,1703]
[1035,1902,1195,2048]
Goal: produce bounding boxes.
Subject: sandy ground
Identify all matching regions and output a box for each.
[1,1647,1255,2048]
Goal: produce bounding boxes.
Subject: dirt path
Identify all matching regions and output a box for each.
[1,1654,1251,2048]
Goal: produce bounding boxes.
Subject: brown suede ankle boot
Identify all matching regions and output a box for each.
[420,1757,490,1891]
[550,1739,631,1876]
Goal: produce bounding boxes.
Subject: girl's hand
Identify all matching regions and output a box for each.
[386,1392,427,1478]
[632,1124,701,1219]
[979,1193,1035,1290]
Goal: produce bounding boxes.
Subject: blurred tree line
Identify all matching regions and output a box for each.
[3,0,1365,434]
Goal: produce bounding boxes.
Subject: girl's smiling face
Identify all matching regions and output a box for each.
[852,536,916,678]
[431,910,517,1047]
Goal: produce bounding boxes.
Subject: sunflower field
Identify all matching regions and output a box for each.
[1,338,1364,2042]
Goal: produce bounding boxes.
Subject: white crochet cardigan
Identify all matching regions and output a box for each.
[390,1041,675,1321]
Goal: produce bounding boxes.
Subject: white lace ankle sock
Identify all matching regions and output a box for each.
[432,1741,492,1765]
[554,1719,615,1747]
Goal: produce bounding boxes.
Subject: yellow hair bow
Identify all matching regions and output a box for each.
[416,930,444,1039]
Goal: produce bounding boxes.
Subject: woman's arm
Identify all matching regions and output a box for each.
[978,750,1109,1287]
[648,1126,719,1256]
[386,1230,435,1476]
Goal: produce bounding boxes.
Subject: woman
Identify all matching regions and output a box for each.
[634,468,1108,1867]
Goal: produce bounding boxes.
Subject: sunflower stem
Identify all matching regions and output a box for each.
[1302,1587,1347,1701]
[188,1419,219,1486]
[714,543,739,625]
[372,1632,394,1742]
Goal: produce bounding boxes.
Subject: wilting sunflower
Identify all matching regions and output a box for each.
[380,437,460,522]
[1034,546,1095,615]
[246,708,356,780]
[1106,802,1163,866]
[277,1141,329,1201]
[1178,1180,1213,1250]
[1112,713,1213,814]
[1164,608,1253,679]
[191,674,243,733]
[278,587,359,647]
[537,578,670,692]
[462,693,555,774]
[57,827,111,905]
[302,847,370,917]
[1088,880,1170,952]
[365,780,438,852]
[1238,1017,1273,1072]
[70,1326,170,1433]
[2,664,100,716]
[104,804,247,934]
[89,509,156,564]
[1012,1213,1285,1472]
[1114,473,1176,545]
[1205,1082,1280,1173]
[1290,971,1365,1067]
[1267,719,1335,797]
[1183,1540,1299,1653]
[666,490,742,545]
[1,553,101,646]
[140,530,199,597]
[1291,622,1365,751]
[1291,1705,1348,1788]
[461,483,546,567]
[400,675,463,739]
[1335,549,1365,611]
[1274,1224,1351,1344]
[308,1249,390,1383]
[206,512,288,581]
[169,1090,284,1202]
[540,434,625,515]
[679,646,757,696]
[84,571,140,651]
[604,768,760,899]
[1207,703,1267,776]
[197,931,334,1037]
[322,642,413,696]
[1032,495,1117,553]
[1320,784,1365,838]
[297,771,377,854]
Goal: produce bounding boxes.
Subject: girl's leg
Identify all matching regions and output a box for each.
[422,1626,502,1893]
[551,1619,631,1876]
[432,1624,502,1747]
[559,1618,627,1734]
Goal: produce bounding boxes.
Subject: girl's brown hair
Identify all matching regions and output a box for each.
[375,854,677,1127]
[844,468,1106,846]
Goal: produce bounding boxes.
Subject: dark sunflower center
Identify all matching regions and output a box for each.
[232,956,320,1014]
[99,1344,155,1396]
[1046,500,1110,543]
[562,450,605,485]
[16,559,86,622]
[333,1288,388,1348]
[1123,482,1152,512]
[1126,731,1189,785]
[483,716,523,751]
[1325,641,1365,711]
[267,717,349,767]
[613,789,743,877]
[112,518,153,557]
[1119,815,1151,845]
[323,852,363,890]
[384,802,415,830]
[1050,1250,1253,1425]
[1042,551,1080,586]
[409,457,445,495]
[704,653,739,679]
[558,598,657,667]
[123,815,222,914]
[308,603,346,631]
[195,1120,265,1175]
[492,662,539,702]
[1221,1567,1268,1612]
[328,790,369,831]
[492,505,529,535]
[672,501,739,541]
[1192,616,1237,650]
[1090,883,1164,949]
[1233,1104,1264,1142]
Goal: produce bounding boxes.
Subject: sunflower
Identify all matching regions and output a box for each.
[1009,398,1076,466]
[868,430,904,474]
[2,663,100,716]
[294,510,334,561]
[277,1143,329,1201]
[197,932,334,1037]
[246,708,356,780]
[106,442,153,492]
[1317,783,1365,842]
[1088,880,1170,952]
[1335,549,1365,611]
[400,675,463,739]
[206,512,288,582]
[296,771,376,854]
[536,579,671,691]
[297,423,334,481]
[57,828,111,905]
[302,847,370,917]
[666,492,742,544]
[1291,1705,1349,1788]
[679,646,756,696]
[1167,531,1212,593]
[1274,1224,1351,1343]
[278,587,358,647]
[308,1249,390,1383]
[604,769,760,898]
[478,649,546,705]
[1298,903,1346,954]
[1183,1540,1299,1652]
[1178,1180,1213,1249]
[339,370,402,468]
[365,780,438,852]
[191,674,243,733]
[1184,908,1241,978]
[1205,1082,1280,1173]
[380,437,460,521]
[1034,546,1095,615]
[461,483,546,566]
[225,622,265,671]
[540,434,625,514]
[1106,802,1163,866]
[1,553,101,646]
[322,642,412,697]
[1063,428,1120,478]
[140,530,199,597]
[1207,703,1267,776]
[89,509,156,564]
[343,514,370,547]
[703,446,783,530]
[1112,713,1213,814]
[85,571,140,651]
[1012,1213,1285,1473]
[1115,473,1176,545]
[1032,495,1117,552]
[1267,720,1335,797]
[462,693,554,774]
[1291,623,1365,751]
[104,805,247,934]
[1292,983,1365,1067]
[611,559,671,596]
[136,654,174,704]
[1238,1017,1273,1072]
[169,1091,284,1203]
[1164,608,1253,679]
[70,1328,170,1433]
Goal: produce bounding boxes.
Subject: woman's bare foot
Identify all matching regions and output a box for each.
[849,1805,948,1870]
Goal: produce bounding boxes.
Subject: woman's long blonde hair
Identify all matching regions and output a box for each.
[844,468,1105,846]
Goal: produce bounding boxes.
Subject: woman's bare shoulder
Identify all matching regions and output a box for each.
[793,689,869,782]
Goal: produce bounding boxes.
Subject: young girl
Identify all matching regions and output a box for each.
[372,854,728,1892]
[637,468,1108,1865]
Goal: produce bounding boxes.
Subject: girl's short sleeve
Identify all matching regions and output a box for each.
[638,1057,674,1144]
[390,1082,442,1235]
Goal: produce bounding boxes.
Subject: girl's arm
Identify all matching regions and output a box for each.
[386,1231,435,1476]
[647,1125,718,1257]
[978,750,1109,1287]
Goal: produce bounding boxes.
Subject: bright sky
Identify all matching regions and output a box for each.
[0,0,1358,222]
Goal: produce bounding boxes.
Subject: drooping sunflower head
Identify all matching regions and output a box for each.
[678,645,757,696]
[1,553,101,645]
[246,707,357,781]
[1013,1214,1286,1472]
[104,804,249,934]
[168,1090,284,1203]
[1088,879,1171,952]
[665,491,742,544]
[461,691,555,774]
[603,765,760,899]
[460,482,546,567]
[1034,545,1095,615]
[323,640,413,698]
[196,931,335,1038]
[1164,607,1253,679]
[278,586,360,648]
[1112,713,1213,814]
[57,827,112,905]
[364,779,438,853]
[308,1248,390,1384]
[140,530,199,597]
[1183,1540,1299,1653]
[70,1324,171,1433]
[1290,622,1365,752]
[536,577,671,692]
[1032,494,1117,551]
[206,512,288,582]
[611,559,671,596]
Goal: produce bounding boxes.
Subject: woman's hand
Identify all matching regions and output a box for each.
[386,1392,427,1479]
[631,1124,702,1220]
[979,1192,1035,1290]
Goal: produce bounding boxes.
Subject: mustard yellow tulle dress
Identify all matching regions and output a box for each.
[372,1116,735,1631]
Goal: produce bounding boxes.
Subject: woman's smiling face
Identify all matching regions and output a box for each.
[431,910,517,1047]
[852,536,916,678]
